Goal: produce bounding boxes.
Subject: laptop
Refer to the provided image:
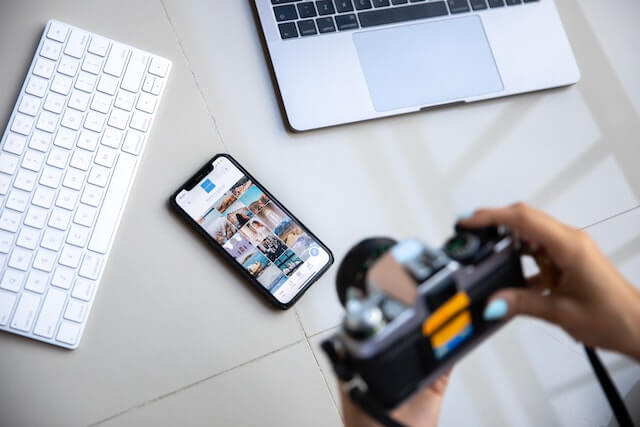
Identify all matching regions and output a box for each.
[254,0,579,131]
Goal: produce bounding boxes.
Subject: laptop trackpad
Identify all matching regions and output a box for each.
[353,16,503,112]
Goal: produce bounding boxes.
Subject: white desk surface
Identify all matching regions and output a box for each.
[1,0,639,426]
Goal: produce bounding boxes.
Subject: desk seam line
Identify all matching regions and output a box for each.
[158,0,230,153]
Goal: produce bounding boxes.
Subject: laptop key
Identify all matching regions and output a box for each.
[372,0,390,6]
[335,0,355,13]
[358,1,448,27]
[274,4,298,21]
[272,0,302,4]
[316,0,336,15]
[335,13,359,30]
[505,0,521,4]
[487,0,504,7]
[297,19,318,36]
[297,2,318,17]
[354,0,373,9]
[391,0,408,4]
[469,0,487,9]
[278,22,299,38]
[447,0,470,13]
[316,17,337,32]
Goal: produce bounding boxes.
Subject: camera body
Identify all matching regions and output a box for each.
[322,226,525,410]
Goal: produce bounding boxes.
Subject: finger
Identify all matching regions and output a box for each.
[485,288,559,325]
[526,274,550,290]
[458,203,574,267]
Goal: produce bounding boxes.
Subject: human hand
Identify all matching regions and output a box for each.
[340,372,451,427]
[459,203,640,361]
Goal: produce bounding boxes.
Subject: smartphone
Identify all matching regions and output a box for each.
[170,154,334,309]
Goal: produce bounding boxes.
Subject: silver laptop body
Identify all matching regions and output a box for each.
[255,0,579,131]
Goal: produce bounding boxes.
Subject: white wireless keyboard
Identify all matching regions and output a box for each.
[0,20,171,349]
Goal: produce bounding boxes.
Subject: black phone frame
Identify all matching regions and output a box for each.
[170,153,334,309]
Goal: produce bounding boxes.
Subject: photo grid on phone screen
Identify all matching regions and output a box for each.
[198,176,321,294]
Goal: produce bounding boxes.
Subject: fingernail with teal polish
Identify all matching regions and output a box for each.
[457,211,474,221]
[483,299,508,321]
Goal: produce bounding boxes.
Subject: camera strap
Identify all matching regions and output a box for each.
[347,385,406,427]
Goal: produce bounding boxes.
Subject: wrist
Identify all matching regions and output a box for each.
[620,287,640,361]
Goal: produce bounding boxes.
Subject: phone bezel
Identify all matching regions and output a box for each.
[170,153,334,309]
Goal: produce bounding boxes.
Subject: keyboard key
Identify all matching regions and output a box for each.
[0,291,17,326]
[88,153,136,254]
[75,71,97,93]
[72,278,95,301]
[10,292,40,332]
[51,74,73,95]
[6,189,29,212]
[47,147,70,169]
[298,2,318,17]
[0,153,19,174]
[33,57,55,79]
[64,299,87,323]
[91,92,112,114]
[121,52,148,93]
[11,114,34,136]
[18,94,41,116]
[334,0,354,12]
[148,57,170,78]
[1,269,25,292]
[114,91,136,111]
[335,13,359,30]
[0,210,21,232]
[74,204,96,227]
[102,127,123,149]
[88,165,110,187]
[278,22,299,39]
[56,187,78,210]
[56,321,81,345]
[52,266,75,289]
[488,0,504,6]
[354,0,372,9]
[64,29,89,58]
[122,130,145,155]
[47,21,69,43]
[0,231,13,253]
[43,92,66,114]
[391,0,407,4]
[42,228,65,251]
[9,247,33,271]
[36,111,60,133]
[61,108,84,130]
[469,0,487,9]
[136,93,157,114]
[81,53,103,75]
[372,0,390,6]
[16,227,40,250]
[40,166,63,189]
[359,1,448,27]
[108,109,130,130]
[13,169,37,192]
[88,36,110,56]
[84,111,106,133]
[29,130,52,152]
[23,150,45,173]
[0,174,10,195]
[59,245,82,268]
[298,20,318,36]
[97,74,119,95]
[3,133,27,155]
[26,76,48,98]
[129,111,150,132]
[25,270,48,294]
[53,128,77,149]
[33,287,66,338]
[33,248,57,272]
[316,17,337,33]
[447,0,470,13]
[32,187,55,209]
[24,206,48,229]
[67,224,90,247]
[48,207,72,231]
[69,90,91,111]
[77,130,100,151]
[316,0,336,15]
[81,184,103,208]
[40,39,63,61]
[79,252,102,280]
[274,4,298,21]
[95,146,117,168]
[58,55,80,77]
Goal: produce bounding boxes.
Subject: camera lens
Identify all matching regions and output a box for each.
[444,233,481,262]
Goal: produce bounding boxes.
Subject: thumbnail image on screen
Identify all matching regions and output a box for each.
[175,157,330,304]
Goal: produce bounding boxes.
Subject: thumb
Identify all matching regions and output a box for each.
[484,288,558,324]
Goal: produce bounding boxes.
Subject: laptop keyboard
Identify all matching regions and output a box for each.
[272,0,539,39]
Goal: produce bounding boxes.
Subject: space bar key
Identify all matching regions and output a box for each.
[88,153,138,254]
[358,2,448,28]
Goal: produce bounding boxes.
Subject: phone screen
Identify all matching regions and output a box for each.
[174,156,332,305]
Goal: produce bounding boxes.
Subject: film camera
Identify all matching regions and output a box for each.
[322,225,525,424]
